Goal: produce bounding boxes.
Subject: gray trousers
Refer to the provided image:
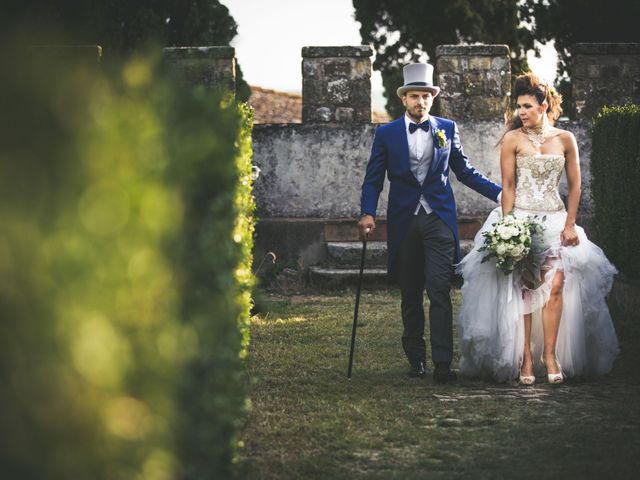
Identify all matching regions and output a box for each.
[396,209,455,367]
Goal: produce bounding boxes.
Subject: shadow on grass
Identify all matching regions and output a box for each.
[239,288,640,480]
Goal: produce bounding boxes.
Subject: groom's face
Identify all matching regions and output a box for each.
[402,91,434,122]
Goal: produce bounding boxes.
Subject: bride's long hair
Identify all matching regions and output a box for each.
[503,72,563,134]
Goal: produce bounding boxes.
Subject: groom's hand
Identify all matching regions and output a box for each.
[358,215,375,239]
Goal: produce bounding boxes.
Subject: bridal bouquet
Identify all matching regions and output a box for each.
[479,212,546,281]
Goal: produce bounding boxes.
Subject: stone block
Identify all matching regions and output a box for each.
[302,45,372,123]
[501,70,511,95]
[437,56,459,72]
[302,46,373,58]
[302,58,319,78]
[315,107,332,122]
[572,43,640,56]
[327,78,351,103]
[467,96,504,121]
[571,62,588,78]
[302,78,323,102]
[483,71,503,96]
[601,64,621,78]
[491,56,510,71]
[436,44,510,57]
[335,107,354,122]
[570,42,640,120]
[623,63,640,77]
[438,72,463,92]
[351,80,372,106]
[588,64,600,78]
[355,58,371,76]
[439,97,466,119]
[462,72,484,95]
[469,56,492,71]
[324,59,352,77]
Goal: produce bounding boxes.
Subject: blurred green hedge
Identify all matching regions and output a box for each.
[591,104,640,281]
[0,50,254,479]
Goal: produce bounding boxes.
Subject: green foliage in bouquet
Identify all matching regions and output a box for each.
[591,104,640,281]
[479,212,546,288]
[0,48,254,479]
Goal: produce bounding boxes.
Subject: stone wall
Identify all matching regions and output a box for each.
[253,45,510,223]
[252,121,505,219]
[253,124,378,217]
[571,43,640,120]
[162,42,638,266]
[163,46,236,92]
[436,45,511,122]
[301,46,372,123]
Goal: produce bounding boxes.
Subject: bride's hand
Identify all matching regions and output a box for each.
[561,225,579,246]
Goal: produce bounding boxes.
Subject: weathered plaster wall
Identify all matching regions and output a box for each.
[252,121,511,219]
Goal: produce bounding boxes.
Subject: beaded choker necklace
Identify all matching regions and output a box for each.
[522,124,548,149]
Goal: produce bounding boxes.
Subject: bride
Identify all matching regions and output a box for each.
[456,72,619,384]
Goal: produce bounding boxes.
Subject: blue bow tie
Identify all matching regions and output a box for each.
[409,121,430,134]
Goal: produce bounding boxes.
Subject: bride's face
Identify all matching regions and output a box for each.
[516,94,547,128]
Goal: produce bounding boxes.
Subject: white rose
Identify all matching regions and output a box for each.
[496,244,508,256]
[497,225,513,240]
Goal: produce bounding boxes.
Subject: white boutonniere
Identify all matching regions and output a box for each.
[434,128,448,149]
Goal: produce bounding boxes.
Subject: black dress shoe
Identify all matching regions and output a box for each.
[433,364,457,384]
[408,360,426,378]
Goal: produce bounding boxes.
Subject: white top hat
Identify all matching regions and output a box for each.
[396,63,441,98]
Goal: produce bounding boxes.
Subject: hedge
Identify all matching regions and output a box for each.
[591,104,640,281]
[0,51,254,479]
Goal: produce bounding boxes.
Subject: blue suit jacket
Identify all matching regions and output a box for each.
[361,115,502,279]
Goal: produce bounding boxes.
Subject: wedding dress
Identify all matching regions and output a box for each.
[456,154,619,382]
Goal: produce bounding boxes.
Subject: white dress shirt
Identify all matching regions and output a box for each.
[404,114,434,215]
[403,114,502,212]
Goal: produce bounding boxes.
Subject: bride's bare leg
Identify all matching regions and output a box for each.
[542,270,564,374]
[521,313,534,376]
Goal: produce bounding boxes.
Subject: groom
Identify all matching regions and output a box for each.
[358,63,501,383]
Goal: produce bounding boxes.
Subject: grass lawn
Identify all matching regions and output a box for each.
[238,288,640,479]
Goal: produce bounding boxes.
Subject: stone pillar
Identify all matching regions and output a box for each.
[302,46,372,123]
[571,43,640,120]
[435,45,511,122]
[163,46,236,93]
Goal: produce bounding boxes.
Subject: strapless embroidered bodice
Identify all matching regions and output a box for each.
[514,154,565,212]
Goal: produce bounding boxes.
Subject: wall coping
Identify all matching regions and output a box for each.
[436,44,510,56]
[302,46,373,58]
[572,43,640,55]
[28,45,103,62]
[163,46,235,59]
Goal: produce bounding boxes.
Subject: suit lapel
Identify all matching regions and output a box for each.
[391,117,418,185]
[427,116,442,176]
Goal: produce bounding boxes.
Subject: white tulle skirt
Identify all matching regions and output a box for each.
[456,207,619,382]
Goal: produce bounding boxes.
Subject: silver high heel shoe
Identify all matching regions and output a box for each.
[540,355,564,384]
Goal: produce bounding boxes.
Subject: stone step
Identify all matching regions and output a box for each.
[325,239,476,267]
[309,239,476,288]
[308,267,388,288]
[324,217,484,242]
[326,241,387,266]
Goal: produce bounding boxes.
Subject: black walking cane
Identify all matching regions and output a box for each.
[347,227,370,378]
